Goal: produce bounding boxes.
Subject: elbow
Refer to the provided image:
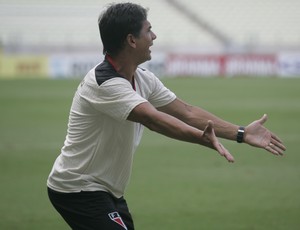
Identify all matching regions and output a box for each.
[140,115,159,132]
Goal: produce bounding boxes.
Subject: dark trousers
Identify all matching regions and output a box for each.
[48,187,134,230]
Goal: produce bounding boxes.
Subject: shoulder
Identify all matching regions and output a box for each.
[135,66,160,84]
[94,59,123,86]
[136,66,154,77]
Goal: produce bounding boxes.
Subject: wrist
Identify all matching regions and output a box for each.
[236,126,245,143]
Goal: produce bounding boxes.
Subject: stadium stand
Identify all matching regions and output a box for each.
[1,0,299,51]
[184,0,300,48]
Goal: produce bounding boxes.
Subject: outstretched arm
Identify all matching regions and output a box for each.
[158,98,286,156]
[127,102,234,162]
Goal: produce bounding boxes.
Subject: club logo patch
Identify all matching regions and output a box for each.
[108,212,128,230]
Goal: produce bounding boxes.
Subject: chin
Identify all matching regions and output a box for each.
[142,56,151,63]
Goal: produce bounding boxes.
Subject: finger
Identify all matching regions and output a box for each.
[268,142,285,155]
[205,120,234,162]
[265,144,280,156]
[207,120,213,127]
[270,134,286,152]
[216,143,235,163]
[271,140,286,153]
[271,133,286,146]
[223,150,235,163]
[206,120,213,132]
[203,120,213,134]
[266,141,287,156]
[258,114,268,125]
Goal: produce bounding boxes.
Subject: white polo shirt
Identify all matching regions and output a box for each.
[47,59,176,198]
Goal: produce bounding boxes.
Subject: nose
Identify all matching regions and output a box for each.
[151,31,157,40]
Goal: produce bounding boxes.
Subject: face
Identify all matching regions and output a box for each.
[134,20,157,64]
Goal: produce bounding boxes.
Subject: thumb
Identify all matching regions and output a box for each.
[258,114,268,125]
[207,120,214,128]
[203,120,213,133]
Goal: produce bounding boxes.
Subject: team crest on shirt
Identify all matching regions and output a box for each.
[108,212,128,229]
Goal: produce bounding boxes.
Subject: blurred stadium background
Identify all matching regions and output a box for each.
[1,1,300,229]
[1,0,300,79]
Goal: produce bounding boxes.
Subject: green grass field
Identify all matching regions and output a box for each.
[0,77,299,230]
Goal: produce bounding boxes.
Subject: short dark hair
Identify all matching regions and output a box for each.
[98,3,148,56]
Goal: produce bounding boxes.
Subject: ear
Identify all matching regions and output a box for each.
[126,34,136,48]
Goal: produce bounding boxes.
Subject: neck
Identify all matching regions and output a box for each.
[106,53,137,82]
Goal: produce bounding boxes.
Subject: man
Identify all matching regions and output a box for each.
[47,2,286,230]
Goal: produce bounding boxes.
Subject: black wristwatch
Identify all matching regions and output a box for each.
[236,126,245,143]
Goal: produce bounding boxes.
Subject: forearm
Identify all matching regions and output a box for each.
[185,105,239,141]
[144,111,210,146]
[158,99,239,141]
[128,103,210,146]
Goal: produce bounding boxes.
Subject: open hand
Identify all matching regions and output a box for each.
[203,120,235,163]
[244,114,286,155]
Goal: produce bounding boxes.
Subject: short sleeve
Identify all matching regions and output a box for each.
[147,74,176,108]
